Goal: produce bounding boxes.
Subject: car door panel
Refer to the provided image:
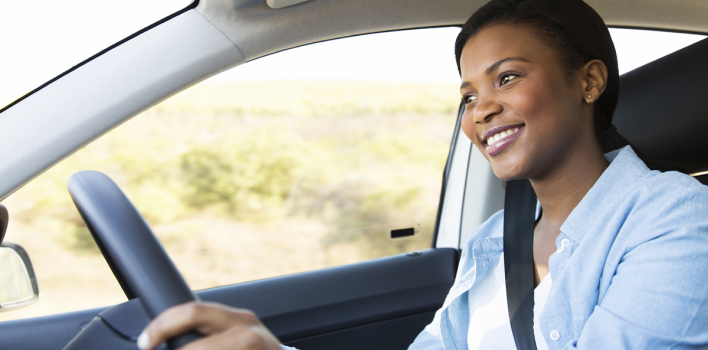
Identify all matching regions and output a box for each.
[207,248,457,342]
[286,311,436,350]
[0,248,457,350]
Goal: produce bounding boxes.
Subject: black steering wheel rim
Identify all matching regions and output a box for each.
[66,171,201,349]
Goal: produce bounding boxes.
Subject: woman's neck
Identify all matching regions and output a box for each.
[530,140,609,230]
[529,139,609,286]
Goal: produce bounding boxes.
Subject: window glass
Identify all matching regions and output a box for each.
[0,27,463,322]
[0,0,192,109]
[609,28,705,74]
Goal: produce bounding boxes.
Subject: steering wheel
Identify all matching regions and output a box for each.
[65,171,201,349]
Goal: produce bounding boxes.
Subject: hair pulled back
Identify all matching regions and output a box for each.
[454,0,619,145]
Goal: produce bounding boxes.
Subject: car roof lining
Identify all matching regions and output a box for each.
[197,0,708,62]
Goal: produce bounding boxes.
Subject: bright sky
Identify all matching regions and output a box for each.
[1,0,705,108]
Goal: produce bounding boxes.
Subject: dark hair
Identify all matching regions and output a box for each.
[454,0,619,150]
[453,0,686,172]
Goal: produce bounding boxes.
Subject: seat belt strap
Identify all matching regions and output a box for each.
[504,179,538,350]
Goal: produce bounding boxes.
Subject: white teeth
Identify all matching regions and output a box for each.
[486,127,522,147]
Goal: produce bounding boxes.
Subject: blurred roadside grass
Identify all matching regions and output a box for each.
[3,81,459,309]
[10,81,459,255]
[153,81,460,117]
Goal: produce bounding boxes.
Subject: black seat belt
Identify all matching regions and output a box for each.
[504,179,538,350]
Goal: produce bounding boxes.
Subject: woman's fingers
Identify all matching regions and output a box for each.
[175,323,281,350]
[137,301,267,350]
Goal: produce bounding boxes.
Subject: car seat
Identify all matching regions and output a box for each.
[614,36,708,185]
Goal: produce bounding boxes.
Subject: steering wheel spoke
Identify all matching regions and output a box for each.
[66,171,201,349]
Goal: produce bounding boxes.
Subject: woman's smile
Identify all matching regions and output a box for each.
[483,124,525,156]
[458,23,597,181]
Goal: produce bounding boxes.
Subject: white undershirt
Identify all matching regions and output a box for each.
[467,252,551,350]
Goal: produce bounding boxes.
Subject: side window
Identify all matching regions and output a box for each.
[610,28,705,74]
[0,27,462,322]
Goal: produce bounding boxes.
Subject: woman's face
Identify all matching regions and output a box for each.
[459,24,595,181]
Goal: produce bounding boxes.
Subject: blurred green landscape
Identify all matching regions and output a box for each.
[0,81,460,321]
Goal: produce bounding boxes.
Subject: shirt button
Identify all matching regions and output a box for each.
[556,239,571,253]
[549,330,560,341]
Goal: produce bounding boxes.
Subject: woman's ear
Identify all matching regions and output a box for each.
[580,59,608,102]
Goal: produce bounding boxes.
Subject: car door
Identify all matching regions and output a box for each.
[0,26,470,350]
[0,247,460,350]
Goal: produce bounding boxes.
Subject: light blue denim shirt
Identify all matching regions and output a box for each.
[408,146,708,349]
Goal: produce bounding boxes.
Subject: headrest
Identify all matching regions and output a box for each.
[614,36,708,174]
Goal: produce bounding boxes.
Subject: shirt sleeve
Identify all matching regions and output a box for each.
[408,217,501,350]
[281,345,299,350]
[408,231,484,350]
[565,216,708,349]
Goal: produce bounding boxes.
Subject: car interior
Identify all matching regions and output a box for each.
[0,0,706,349]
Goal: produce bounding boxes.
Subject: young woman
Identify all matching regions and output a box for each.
[136,0,708,349]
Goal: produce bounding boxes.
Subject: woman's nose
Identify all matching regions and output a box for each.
[473,93,502,124]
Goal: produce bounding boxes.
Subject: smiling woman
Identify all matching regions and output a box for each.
[409,0,708,349]
[458,23,611,182]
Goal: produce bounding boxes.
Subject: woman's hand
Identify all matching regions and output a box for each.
[137,301,282,350]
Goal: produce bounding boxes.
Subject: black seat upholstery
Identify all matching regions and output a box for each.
[614,36,708,184]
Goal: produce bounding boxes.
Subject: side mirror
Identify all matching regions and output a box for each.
[0,243,40,312]
[0,203,40,312]
[0,243,39,312]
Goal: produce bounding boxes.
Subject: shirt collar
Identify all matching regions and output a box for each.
[558,146,651,243]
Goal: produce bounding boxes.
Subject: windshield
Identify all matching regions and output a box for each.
[0,0,193,109]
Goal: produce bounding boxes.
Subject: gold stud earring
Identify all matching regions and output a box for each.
[585,95,594,104]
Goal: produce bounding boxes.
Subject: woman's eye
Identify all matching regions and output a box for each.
[500,74,518,86]
[463,95,478,104]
